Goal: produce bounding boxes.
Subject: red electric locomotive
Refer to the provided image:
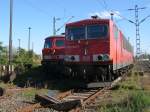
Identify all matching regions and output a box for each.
[64,16,133,81]
[42,35,65,78]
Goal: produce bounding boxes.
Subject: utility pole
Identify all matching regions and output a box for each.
[53,17,60,36]
[9,0,13,65]
[28,27,31,51]
[128,5,146,57]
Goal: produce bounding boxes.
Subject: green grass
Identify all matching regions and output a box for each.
[18,88,48,101]
[0,82,16,89]
[98,72,150,112]
[98,91,150,112]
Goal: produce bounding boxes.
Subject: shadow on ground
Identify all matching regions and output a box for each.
[13,66,87,91]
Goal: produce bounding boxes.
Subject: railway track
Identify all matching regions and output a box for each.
[18,74,126,112]
[135,60,150,73]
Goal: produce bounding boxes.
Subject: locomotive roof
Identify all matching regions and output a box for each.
[45,35,65,40]
[66,18,110,26]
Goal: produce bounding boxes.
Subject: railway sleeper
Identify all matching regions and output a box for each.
[35,94,83,111]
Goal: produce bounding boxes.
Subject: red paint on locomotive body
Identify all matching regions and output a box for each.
[64,18,133,71]
[109,20,133,70]
[42,35,65,62]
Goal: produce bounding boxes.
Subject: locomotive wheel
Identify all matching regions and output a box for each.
[62,67,72,77]
[96,67,107,82]
[108,73,114,81]
[101,75,106,82]
[107,65,114,81]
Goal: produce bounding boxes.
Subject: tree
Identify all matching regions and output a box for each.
[0,42,8,65]
[13,48,41,66]
[0,41,41,68]
[0,42,3,51]
[13,48,31,65]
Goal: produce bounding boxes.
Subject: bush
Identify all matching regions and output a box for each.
[98,91,150,112]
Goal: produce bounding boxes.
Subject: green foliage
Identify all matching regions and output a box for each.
[0,41,41,69]
[98,73,150,112]
[0,42,8,65]
[0,42,2,51]
[13,48,33,65]
[0,41,41,83]
[13,48,41,68]
[13,66,44,87]
[98,91,150,112]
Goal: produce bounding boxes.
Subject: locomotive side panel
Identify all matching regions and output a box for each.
[110,21,133,71]
[110,22,124,70]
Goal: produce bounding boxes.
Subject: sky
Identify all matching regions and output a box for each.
[0,0,150,55]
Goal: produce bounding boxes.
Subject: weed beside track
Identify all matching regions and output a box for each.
[97,72,150,112]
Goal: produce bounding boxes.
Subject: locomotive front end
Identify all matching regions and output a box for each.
[64,19,112,81]
[42,36,65,78]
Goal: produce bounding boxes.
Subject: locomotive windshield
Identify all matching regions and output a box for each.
[44,40,52,48]
[87,25,108,39]
[66,24,108,40]
[56,40,65,47]
[66,26,85,40]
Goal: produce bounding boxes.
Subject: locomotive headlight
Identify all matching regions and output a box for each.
[64,55,79,62]
[97,55,103,61]
[103,54,110,61]
[71,56,75,61]
[93,54,110,61]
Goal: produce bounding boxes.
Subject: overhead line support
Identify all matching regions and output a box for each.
[128,5,146,57]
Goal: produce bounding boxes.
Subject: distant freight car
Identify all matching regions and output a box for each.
[42,35,65,78]
[63,16,133,81]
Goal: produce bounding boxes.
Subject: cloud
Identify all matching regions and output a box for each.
[89,10,122,20]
